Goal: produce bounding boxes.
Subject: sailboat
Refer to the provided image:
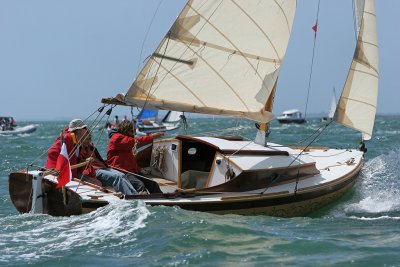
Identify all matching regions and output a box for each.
[9,0,379,217]
[321,88,337,122]
[135,109,183,135]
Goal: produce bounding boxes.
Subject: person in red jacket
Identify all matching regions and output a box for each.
[107,120,164,193]
[46,119,89,178]
[78,137,141,196]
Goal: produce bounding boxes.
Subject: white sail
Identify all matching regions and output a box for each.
[334,0,379,140]
[162,111,183,123]
[327,88,337,119]
[124,0,296,123]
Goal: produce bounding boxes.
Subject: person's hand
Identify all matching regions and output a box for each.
[152,132,164,138]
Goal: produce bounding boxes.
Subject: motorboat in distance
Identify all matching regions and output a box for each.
[277,109,306,124]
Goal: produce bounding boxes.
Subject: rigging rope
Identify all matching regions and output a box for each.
[260,119,333,195]
[152,145,168,173]
[304,0,321,120]
[26,104,112,171]
[137,1,224,115]
[136,0,164,77]
[75,108,113,192]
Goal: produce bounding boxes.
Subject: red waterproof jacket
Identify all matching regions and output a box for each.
[78,144,108,178]
[46,132,79,177]
[107,132,153,173]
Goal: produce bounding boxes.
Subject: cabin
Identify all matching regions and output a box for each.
[137,135,319,193]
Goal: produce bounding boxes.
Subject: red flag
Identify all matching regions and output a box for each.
[56,139,72,188]
[312,21,318,38]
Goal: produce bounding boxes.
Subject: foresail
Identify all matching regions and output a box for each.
[162,111,183,123]
[124,0,296,122]
[334,0,379,140]
[137,109,158,120]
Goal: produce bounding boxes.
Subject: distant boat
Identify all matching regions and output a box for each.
[135,109,183,135]
[277,109,306,124]
[321,88,337,122]
[0,116,36,135]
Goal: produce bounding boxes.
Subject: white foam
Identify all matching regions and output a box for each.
[349,215,400,221]
[346,196,397,213]
[344,148,400,214]
[0,200,151,262]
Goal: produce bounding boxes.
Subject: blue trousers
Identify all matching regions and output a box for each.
[95,168,138,195]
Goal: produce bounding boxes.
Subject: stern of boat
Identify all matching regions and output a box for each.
[9,171,83,216]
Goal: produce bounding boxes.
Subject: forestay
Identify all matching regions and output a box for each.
[335,0,379,140]
[124,0,296,123]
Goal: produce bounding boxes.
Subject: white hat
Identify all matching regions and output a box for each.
[68,119,87,132]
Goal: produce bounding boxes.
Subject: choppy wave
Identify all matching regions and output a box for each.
[348,215,400,221]
[330,147,400,219]
[0,201,150,263]
[1,117,400,266]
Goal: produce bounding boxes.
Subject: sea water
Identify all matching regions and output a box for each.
[1,116,399,266]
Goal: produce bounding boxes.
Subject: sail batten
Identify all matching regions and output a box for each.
[124,0,296,123]
[334,0,379,140]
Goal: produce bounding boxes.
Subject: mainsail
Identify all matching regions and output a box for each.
[334,0,379,140]
[124,0,296,123]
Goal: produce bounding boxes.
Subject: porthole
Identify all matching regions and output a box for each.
[188,147,197,155]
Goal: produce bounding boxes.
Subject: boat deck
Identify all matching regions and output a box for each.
[43,147,363,207]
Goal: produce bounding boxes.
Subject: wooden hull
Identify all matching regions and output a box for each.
[8,158,360,217]
[8,138,363,217]
[76,169,359,217]
[9,172,82,216]
[145,161,361,217]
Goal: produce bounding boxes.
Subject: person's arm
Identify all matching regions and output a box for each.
[110,134,136,150]
[151,132,164,139]
[136,132,164,146]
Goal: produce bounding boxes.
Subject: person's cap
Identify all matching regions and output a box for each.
[68,119,87,132]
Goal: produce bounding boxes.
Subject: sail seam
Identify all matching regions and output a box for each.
[187,2,269,87]
[154,58,207,106]
[350,66,379,78]
[183,44,250,111]
[171,35,279,63]
[230,0,281,60]
[364,11,376,17]
[361,40,378,49]
[340,96,376,108]
[144,0,224,100]
[273,0,292,34]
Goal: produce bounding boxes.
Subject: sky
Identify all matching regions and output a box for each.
[0,0,399,120]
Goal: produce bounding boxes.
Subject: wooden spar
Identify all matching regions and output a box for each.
[101,97,129,106]
[43,160,90,176]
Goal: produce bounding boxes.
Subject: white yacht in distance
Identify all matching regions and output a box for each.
[277,109,306,124]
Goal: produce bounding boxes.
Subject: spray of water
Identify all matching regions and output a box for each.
[0,200,150,262]
[344,147,400,216]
